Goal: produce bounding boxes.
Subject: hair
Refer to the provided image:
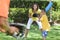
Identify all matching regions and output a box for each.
[31,3,39,11]
[40,10,46,17]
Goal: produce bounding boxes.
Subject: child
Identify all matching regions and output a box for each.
[0,0,10,33]
[40,10,50,40]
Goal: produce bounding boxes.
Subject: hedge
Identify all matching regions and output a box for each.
[9,8,28,23]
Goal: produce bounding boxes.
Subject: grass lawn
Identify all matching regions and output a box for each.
[0,25,60,40]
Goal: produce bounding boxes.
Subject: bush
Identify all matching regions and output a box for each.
[52,11,60,21]
[9,8,28,23]
[10,1,58,11]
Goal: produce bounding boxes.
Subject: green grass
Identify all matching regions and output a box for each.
[0,33,16,40]
[0,25,60,40]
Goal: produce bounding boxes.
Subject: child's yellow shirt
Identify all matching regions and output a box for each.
[40,15,50,31]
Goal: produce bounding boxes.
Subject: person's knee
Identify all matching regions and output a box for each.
[26,26,30,30]
[25,28,30,31]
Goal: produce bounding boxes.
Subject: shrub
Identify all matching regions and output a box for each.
[9,8,28,23]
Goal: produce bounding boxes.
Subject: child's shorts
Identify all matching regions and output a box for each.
[42,31,48,37]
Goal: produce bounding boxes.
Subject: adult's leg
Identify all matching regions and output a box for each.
[36,21,42,30]
[24,18,33,38]
[0,17,10,33]
[36,21,43,39]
